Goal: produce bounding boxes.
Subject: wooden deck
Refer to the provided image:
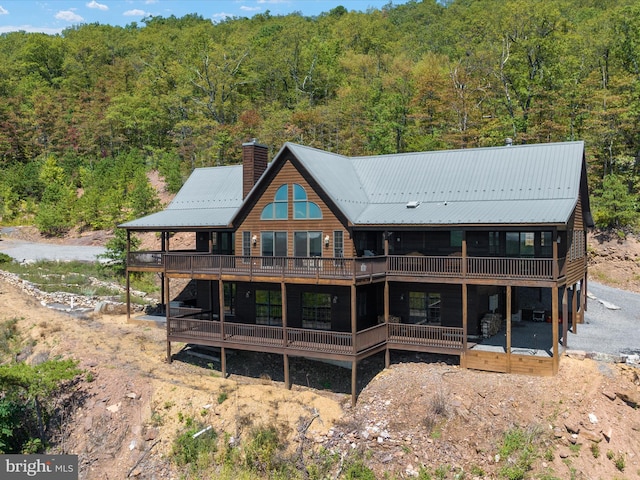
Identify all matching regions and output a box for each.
[167,312,463,360]
[128,251,576,283]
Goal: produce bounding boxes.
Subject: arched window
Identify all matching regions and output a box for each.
[293,184,322,219]
[261,184,288,219]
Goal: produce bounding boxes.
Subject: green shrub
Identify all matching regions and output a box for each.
[0,252,13,264]
[172,424,217,467]
[0,318,19,356]
[244,425,281,474]
[343,459,376,480]
[0,358,82,454]
[497,426,539,480]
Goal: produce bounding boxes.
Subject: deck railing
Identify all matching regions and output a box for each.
[133,251,566,282]
[167,317,389,355]
[286,327,353,354]
[164,254,382,280]
[128,251,164,268]
[388,324,464,350]
[169,317,222,340]
[466,257,553,280]
[387,255,462,276]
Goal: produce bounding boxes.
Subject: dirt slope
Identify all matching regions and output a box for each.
[1,276,639,479]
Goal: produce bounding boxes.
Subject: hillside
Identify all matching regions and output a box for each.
[0,229,639,478]
[2,0,640,238]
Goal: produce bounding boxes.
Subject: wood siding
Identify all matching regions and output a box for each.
[463,350,555,376]
[234,160,352,259]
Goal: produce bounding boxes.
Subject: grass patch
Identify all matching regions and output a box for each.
[0,317,20,357]
[0,259,158,302]
[172,423,218,471]
[614,453,625,472]
[497,425,542,480]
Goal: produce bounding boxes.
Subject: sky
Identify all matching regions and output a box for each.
[0,0,409,34]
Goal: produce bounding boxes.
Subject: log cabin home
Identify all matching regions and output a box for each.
[121,139,593,405]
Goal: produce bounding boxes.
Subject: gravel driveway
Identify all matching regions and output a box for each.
[568,281,640,360]
[0,237,106,262]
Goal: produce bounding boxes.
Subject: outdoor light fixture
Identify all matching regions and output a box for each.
[245,290,252,298]
[333,295,338,304]
[252,235,257,246]
[324,235,330,247]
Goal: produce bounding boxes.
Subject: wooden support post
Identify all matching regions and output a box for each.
[126,230,131,322]
[506,285,512,371]
[284,354,290,389]
[160,232,166,308]
[208,281,214,320]
[552,230,559,279]
[552,287,559,374]
[461,232,467,277]
[219,280,225,338]
[282,282,288,347]
[282,282,290,389]
[165,275,171,363]
[351,360,357,407]
[562,287,568,349]
[384,280,389,322]
[384,279,389,368]
[351,285,357,354]
[571,283,582,335]
[221,347,226,378]
[462,284,468,348]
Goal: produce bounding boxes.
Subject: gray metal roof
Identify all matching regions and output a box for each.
[288,141,586,226]
[284,143,370,221]
[122,141,587,230]
[120,165,243,229]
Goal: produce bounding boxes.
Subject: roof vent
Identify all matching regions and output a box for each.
[406,200,420,209]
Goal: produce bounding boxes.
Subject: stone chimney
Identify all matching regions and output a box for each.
[242,139,268,198]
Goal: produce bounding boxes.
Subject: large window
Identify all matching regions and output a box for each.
[302,292,331,330]
[261,231,287,266]
[293,184,322,219]
[261,185,288,219]
[255,290,282,326]
[294,231,322,257]
[506,232,534,257]
[409,292,441,325]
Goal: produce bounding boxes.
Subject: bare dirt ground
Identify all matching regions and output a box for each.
[1,277,639,479]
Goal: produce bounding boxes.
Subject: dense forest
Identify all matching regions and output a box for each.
[0,0,639,235]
